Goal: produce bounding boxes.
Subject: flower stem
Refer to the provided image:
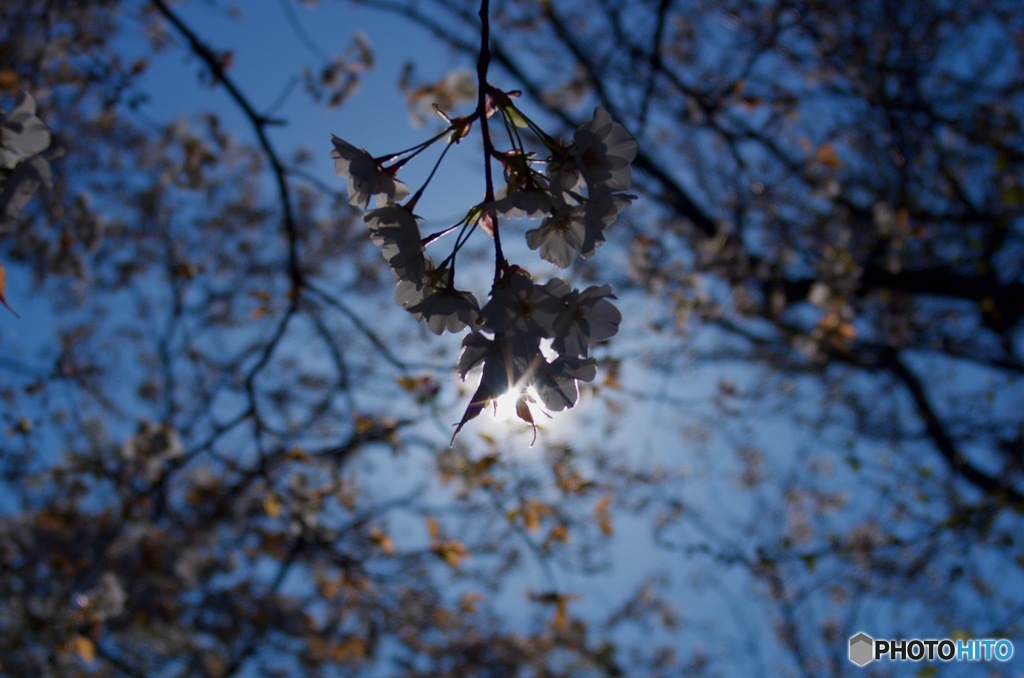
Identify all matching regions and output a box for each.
[406,139,455,210]
[379,132,442,167]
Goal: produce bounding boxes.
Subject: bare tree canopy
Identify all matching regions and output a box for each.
[0,0,1022,675]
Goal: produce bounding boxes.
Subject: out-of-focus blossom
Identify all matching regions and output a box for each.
[119,421,184,483]
[0,91,58,227]
[1,152,54,224]
[0,92,50,169]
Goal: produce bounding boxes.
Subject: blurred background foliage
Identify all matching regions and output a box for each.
[0,0,1022,675]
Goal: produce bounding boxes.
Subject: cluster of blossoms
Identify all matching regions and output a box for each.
[331,91,636,442]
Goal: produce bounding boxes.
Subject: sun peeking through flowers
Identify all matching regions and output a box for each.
[331,95,637,445]
[490,387,526,423]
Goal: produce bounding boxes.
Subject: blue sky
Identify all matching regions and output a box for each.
[3,1,1022,674]
[125,1,484,221]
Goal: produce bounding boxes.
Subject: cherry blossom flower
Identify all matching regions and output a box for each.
[457,331,496,380]
[416,287,480,334]
[525,191,633,267]
[533,355,597,411]
[363,205,425,283]
[481,272,562,339]
[546,155,583,199]
[459,328,541,382]
[396,262,480,334]
[491,183,553,219]
[541,280,621,357]
[580,192,634,257]
[572,107,637,193]
[0,92,50,170]
[458,332,535,395]
[453,332,542,443]
[491,150,553,219]
[525,202,587,268]
[331,135,409,208]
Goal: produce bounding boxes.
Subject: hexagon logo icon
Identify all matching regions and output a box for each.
[849,632,874,667]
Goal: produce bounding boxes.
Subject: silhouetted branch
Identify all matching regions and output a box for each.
[882,349,1024,508]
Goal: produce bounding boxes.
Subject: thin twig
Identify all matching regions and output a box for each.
[475,0,505,284]
[150,0,304,294]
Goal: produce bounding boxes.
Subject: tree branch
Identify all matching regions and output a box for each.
[150,0,304,294]
[881,349,1024,508]
[475,0,505,283]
